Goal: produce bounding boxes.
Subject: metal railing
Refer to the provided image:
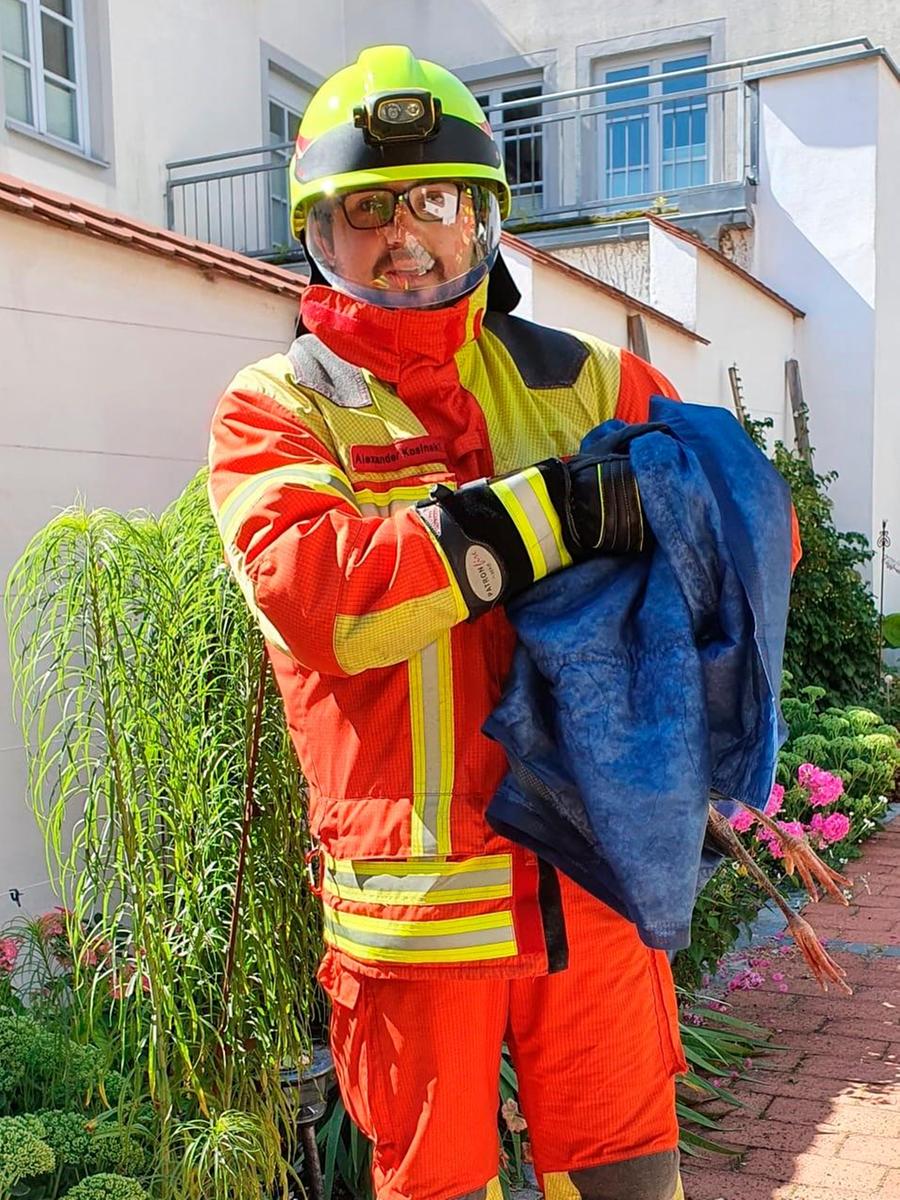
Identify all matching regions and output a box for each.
[165,142,302,260]
[165,38,879,257]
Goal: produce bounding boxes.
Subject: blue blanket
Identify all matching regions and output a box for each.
[483,398,793,950]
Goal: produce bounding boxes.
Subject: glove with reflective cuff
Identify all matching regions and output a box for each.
[415,452,646,617]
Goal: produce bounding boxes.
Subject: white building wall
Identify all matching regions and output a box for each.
[684,246,797,443]
[554,224,799,432]
[873,66,900,616]
[753,61,878,558]
[522,254,702,402]
[342,0,900,90]
[648,223,698,331]
[0,212,297,919]
[0,1,345,227]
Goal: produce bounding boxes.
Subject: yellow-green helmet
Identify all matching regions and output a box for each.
[290,45,511,237]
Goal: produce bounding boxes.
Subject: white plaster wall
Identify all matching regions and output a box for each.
[873,65,900,616]
[0,212,298,920]
[753,61,878,554]
[0,1,345,227]
[689,252,797,444]
[648,223,698,331]
[527,258,701,396]
[540,226,798,429]
[342,0,900,92]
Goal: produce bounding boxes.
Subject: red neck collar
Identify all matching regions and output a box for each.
[299,282,487,382]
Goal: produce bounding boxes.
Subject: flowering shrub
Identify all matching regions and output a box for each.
[730,763,863,869]
[675,681,899,991]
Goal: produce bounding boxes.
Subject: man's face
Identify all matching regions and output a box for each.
[324,180,478,296]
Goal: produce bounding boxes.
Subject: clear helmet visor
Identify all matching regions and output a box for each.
[304,181,501,309]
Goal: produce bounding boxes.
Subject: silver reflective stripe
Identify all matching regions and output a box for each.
[323,911,515,952]
[325,858,512,904]
[330,865,510,895]
[409,633,454,857]
[491,469,568,575]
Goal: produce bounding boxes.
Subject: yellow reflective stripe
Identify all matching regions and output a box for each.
[219,540,292,656]
[323,852,513,906]
[216,464,357,547]
[491,476,547,578]
[490,467,572,579]
[526,467,574,570]
[485,1180,503,1200]
[545,1171,683,1200]
[322,907,517,964]
[208,475,293,653]
[436,632,454,851]
[327,908,511,936]
[353,484,436,511]
[408,651,427,853]
[409,632,454,856]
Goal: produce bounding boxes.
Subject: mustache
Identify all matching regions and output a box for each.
[374,248,446,280]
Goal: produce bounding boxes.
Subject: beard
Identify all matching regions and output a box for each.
[372,237,447,286]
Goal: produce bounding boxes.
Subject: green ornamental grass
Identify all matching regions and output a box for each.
[5,473,324,1200]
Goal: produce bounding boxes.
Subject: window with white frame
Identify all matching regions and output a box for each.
[595,46,708,201]
[268,96,303,248]
[1,0,88,149]
[471,74,544,215]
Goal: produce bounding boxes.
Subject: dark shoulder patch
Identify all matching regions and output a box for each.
[483,313,589,389]
[286,334,372,409]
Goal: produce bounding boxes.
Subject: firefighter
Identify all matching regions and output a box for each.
[208,44,686,1200]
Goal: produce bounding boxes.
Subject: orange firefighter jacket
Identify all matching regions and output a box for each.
[208,277,684,980]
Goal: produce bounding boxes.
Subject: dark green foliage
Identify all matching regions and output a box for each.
[775,446,880,702]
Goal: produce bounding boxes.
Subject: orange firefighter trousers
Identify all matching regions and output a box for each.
[317,870,687,1200]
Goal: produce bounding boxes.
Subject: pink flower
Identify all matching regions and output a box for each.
[0,937,21,973]
[821,812,851,845]
[770,971,785,982]
[729,808,755,833]
[758,819,805,861]
[764,783,785,817]
[797,763,844,807]
[780,820,806,838]
[757,828,783,859]
[808,811,851,847]
[36,907,73,942]
[727,968,765,992]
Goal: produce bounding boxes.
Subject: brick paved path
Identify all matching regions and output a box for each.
[683,816,900,1200]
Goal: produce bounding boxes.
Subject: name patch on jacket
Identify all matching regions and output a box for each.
[350,437,446,472]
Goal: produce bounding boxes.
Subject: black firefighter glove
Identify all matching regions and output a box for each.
[415,441,649,618]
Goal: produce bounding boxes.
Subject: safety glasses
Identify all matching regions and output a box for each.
[341,181,464,229]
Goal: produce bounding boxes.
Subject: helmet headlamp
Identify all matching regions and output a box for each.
[353,89,442,145]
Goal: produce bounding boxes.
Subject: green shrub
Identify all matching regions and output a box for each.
[63,1175,149,1200]
[773,445,881,702]
[0,1114,56,1195]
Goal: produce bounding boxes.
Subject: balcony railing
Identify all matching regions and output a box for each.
[165,38,880,259]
